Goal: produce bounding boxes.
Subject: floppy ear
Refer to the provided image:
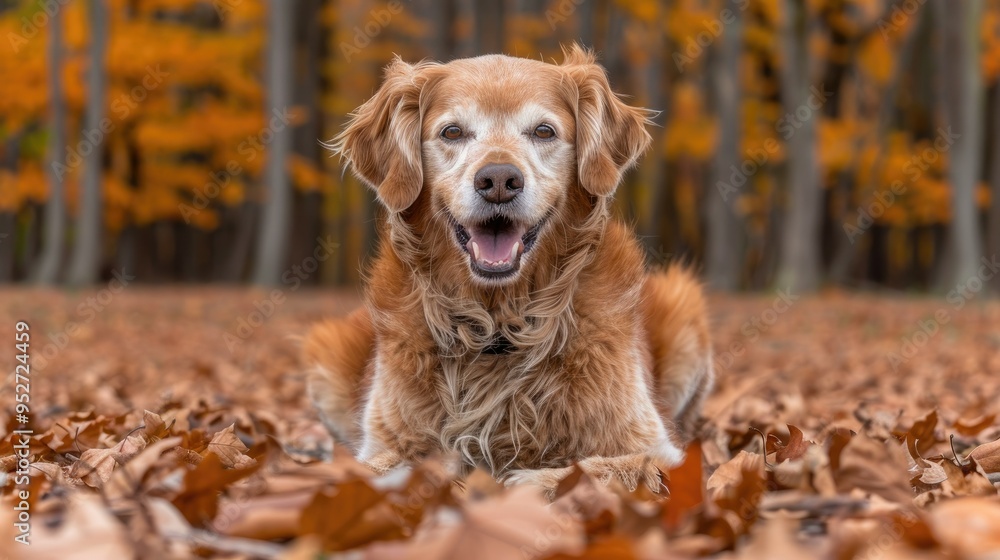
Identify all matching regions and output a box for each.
[561,44,653,196]
[329,57,430,213]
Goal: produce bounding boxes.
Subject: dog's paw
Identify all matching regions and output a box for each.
[359,449,404,475]
[503,466,576,500]
[578,455,666,495]
[503,456,666,500]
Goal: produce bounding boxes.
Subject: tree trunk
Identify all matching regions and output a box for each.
[705,0,744,291]
[775,0,822,292]
[252,0,295,285]
[66,0,107,286]
[0,133,20,282]
[0,213,13,282]
[35,5,66,284]
[989,83,1000,292]
[934,0,984,291]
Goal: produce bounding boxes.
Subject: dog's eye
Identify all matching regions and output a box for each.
[441,126,463,140]
[533,124,556,140]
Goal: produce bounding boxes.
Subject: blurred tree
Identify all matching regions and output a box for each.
[706,0,745,290]
[992,79,1000,279]
[252,0,295,285]
[935,0,985,291]
[775,0,822,292]
[34,4,66,285]
[66,0,107,286]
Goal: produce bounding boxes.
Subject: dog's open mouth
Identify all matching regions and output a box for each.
[452,214,545,279]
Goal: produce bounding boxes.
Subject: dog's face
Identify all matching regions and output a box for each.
[333,45,651,285]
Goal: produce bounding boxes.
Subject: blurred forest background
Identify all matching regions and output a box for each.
[0,0,999,292]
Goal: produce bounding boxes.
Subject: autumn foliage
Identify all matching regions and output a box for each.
[0,0,999,288]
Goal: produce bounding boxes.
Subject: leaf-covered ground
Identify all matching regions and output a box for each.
[0,287,998,559]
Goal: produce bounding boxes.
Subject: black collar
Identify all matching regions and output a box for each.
[482,333,514,354]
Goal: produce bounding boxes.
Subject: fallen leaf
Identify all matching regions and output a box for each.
[6,494,133,559]
[367,486,584,560]
[663,439,704,532]
[207,424,256,469]
[300,478,398,551]
[775,425,810,462]
[953,414,996,436]
[142,409,169,440]
[836,434,914,504]
[967,438,1000,483]
[171,452,263,526]
[67,434,146,487]
[929,497,1000,557]
[105,436,182,501]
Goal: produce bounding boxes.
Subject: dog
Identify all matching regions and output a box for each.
[303,45,714,495]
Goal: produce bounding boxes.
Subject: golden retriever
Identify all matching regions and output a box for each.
[303,45,714,495]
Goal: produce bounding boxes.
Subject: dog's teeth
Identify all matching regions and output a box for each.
[510,241,521,262]
[471,241,481,261]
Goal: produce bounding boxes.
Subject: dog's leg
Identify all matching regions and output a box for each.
[642,266,715,440]
[303,308,374,448]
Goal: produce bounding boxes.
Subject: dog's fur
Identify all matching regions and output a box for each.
[303,45,714,494]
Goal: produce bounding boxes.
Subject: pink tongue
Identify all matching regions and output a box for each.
[471,229,520,262]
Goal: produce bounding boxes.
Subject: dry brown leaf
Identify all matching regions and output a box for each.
[836,434,914,504]
[67,433,146,487]
[663,439,704,532]
[171,452,263,526]
[219,489,317,540]
[706,450,764,500]
[6,494,133,560]
[146,497,194,558]
[968,438,1000,482]
[775,424,810,463]
[939,458,996,497]
[735,516,816,559]
[367,486,584,560]
[929,497,1000,557]
[916,461,947,486]
[953,414,997,436]
[299,478,397,551]
[104,436,181,501]
[904,410,940,458]
[207,424,256,469]
[141,409,169,440]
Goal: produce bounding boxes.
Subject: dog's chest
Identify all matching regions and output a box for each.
[429,340,647,471]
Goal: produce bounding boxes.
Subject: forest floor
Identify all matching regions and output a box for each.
[0,287,999,559]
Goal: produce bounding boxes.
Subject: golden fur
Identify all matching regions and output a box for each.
[304,45,714,495]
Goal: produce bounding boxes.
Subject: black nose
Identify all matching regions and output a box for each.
[474,163,524,204]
